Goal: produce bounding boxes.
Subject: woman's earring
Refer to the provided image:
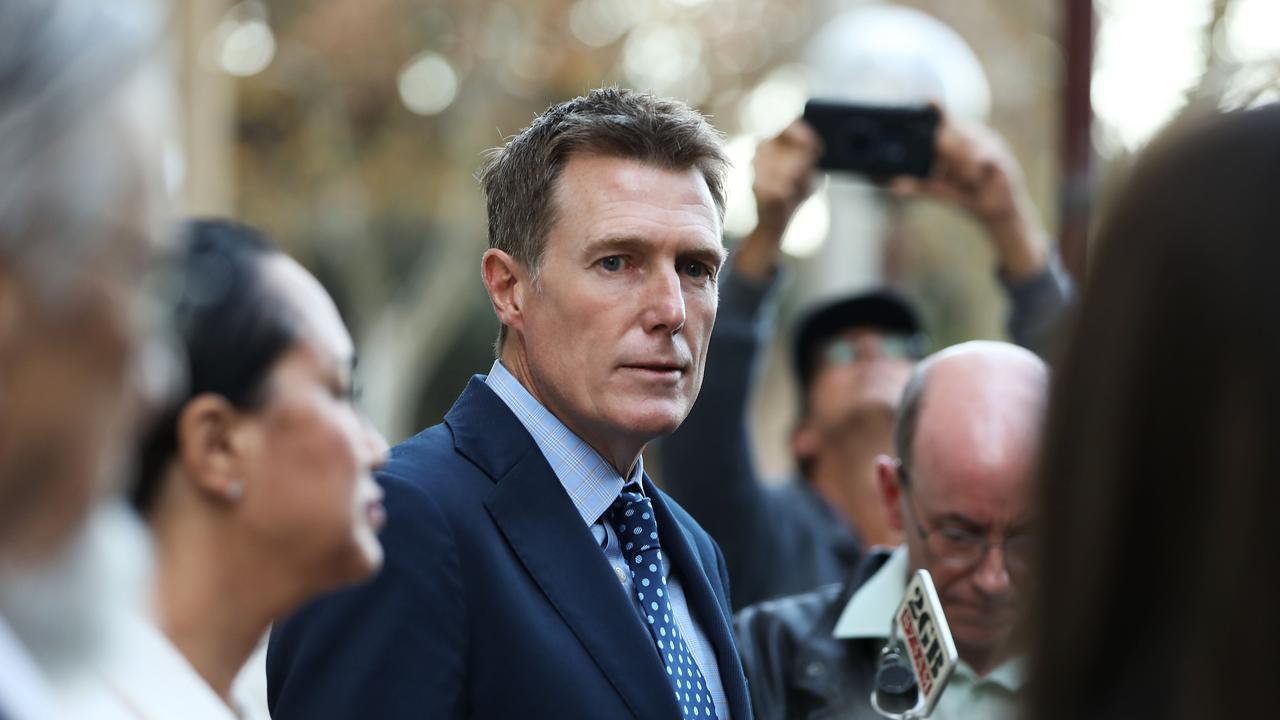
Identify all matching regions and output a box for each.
[226,481,243,502]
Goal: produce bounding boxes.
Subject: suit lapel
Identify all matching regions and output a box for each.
[647,477,754,719]
[447,378,680,719]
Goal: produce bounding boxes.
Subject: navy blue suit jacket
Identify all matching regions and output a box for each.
[267,377,753,719]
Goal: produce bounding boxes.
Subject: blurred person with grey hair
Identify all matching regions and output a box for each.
[0,0,171,717]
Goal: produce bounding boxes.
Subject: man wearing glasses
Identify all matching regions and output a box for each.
[660,113,1070,611]
[735,341,1046,720]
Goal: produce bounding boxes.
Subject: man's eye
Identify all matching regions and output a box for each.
[683,261,712,279]
[599,256,624,272]
[938,527,982,547]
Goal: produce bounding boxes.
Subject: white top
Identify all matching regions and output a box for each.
[0,613,59,720]
[59,615,237,720]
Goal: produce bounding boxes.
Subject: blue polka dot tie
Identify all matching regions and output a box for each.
[608,489,717,719]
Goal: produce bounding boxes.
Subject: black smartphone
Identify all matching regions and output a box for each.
[802,100,939,180]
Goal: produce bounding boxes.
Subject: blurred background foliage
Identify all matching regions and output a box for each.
[175,0,1279,476]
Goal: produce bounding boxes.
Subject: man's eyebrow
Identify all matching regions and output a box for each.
[691,243,730,268]
[933,511,1035,536]
[580,236,649,256]
[580,236,728,267]
[932,512,987,531]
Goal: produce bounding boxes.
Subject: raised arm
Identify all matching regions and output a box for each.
[659,121,825,610]
[890,110,1074,353]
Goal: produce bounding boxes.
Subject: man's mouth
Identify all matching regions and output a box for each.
[620,362,687,379]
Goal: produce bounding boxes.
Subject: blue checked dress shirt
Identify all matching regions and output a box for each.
[486,361,730,719]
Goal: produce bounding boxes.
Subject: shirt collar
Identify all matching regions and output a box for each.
[485,360,643,526]
[832,545,910,640]
[951,655,1025,692]
[831,546,1024,692]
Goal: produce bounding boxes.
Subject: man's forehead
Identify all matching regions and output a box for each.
[552,154,723,245]
[910,352,1045,503]
[558,154,716,206]
[911,421,1038,523]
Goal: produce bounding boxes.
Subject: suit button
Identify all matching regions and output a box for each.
[614,565,628,584]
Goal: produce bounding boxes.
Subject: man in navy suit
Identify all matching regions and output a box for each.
[267,88,753,719]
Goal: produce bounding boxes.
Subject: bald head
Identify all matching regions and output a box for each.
[895,341,1047,478]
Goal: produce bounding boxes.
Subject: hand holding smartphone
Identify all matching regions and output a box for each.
[802,100,940,181]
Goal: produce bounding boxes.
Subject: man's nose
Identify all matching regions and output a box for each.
[852,335,886,363]
[971,542,1012,598]
[643,266,686,335]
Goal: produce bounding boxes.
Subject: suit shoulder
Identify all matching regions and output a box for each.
[381,421,457,476]
[377,422,488,505]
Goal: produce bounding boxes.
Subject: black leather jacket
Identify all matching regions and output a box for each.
[733,549,894,720]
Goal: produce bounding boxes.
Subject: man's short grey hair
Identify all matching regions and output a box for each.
[478,87,729,355]
[0,0,165,302]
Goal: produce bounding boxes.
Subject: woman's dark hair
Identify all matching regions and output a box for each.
[1027,105,1280,720]
[134,219,297,514]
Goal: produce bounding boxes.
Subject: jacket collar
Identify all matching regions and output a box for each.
[482,360,634,527]
[785,551,894,711]
[447,377,727,717]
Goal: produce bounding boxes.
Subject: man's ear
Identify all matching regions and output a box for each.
[791,421,820,461]
[175,394,248,503]
[481,249,528,336]
[875,454,905,533]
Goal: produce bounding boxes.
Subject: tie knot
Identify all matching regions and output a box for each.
[608,490,660,551]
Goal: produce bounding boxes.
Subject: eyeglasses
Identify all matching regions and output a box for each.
[896,462,1033,577]
[821,333,926,367]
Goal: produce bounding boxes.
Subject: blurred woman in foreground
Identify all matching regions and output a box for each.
[1027,104,1280,720]
[97,220,389,717]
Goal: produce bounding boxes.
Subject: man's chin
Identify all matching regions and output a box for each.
[609,396,690,438]
[624,410,687,441]
[949,617,1015,658]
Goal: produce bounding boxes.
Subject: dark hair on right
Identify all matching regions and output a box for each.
[1026,104,1280,720]
[133,220,297,515]
[478,87,729,354]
